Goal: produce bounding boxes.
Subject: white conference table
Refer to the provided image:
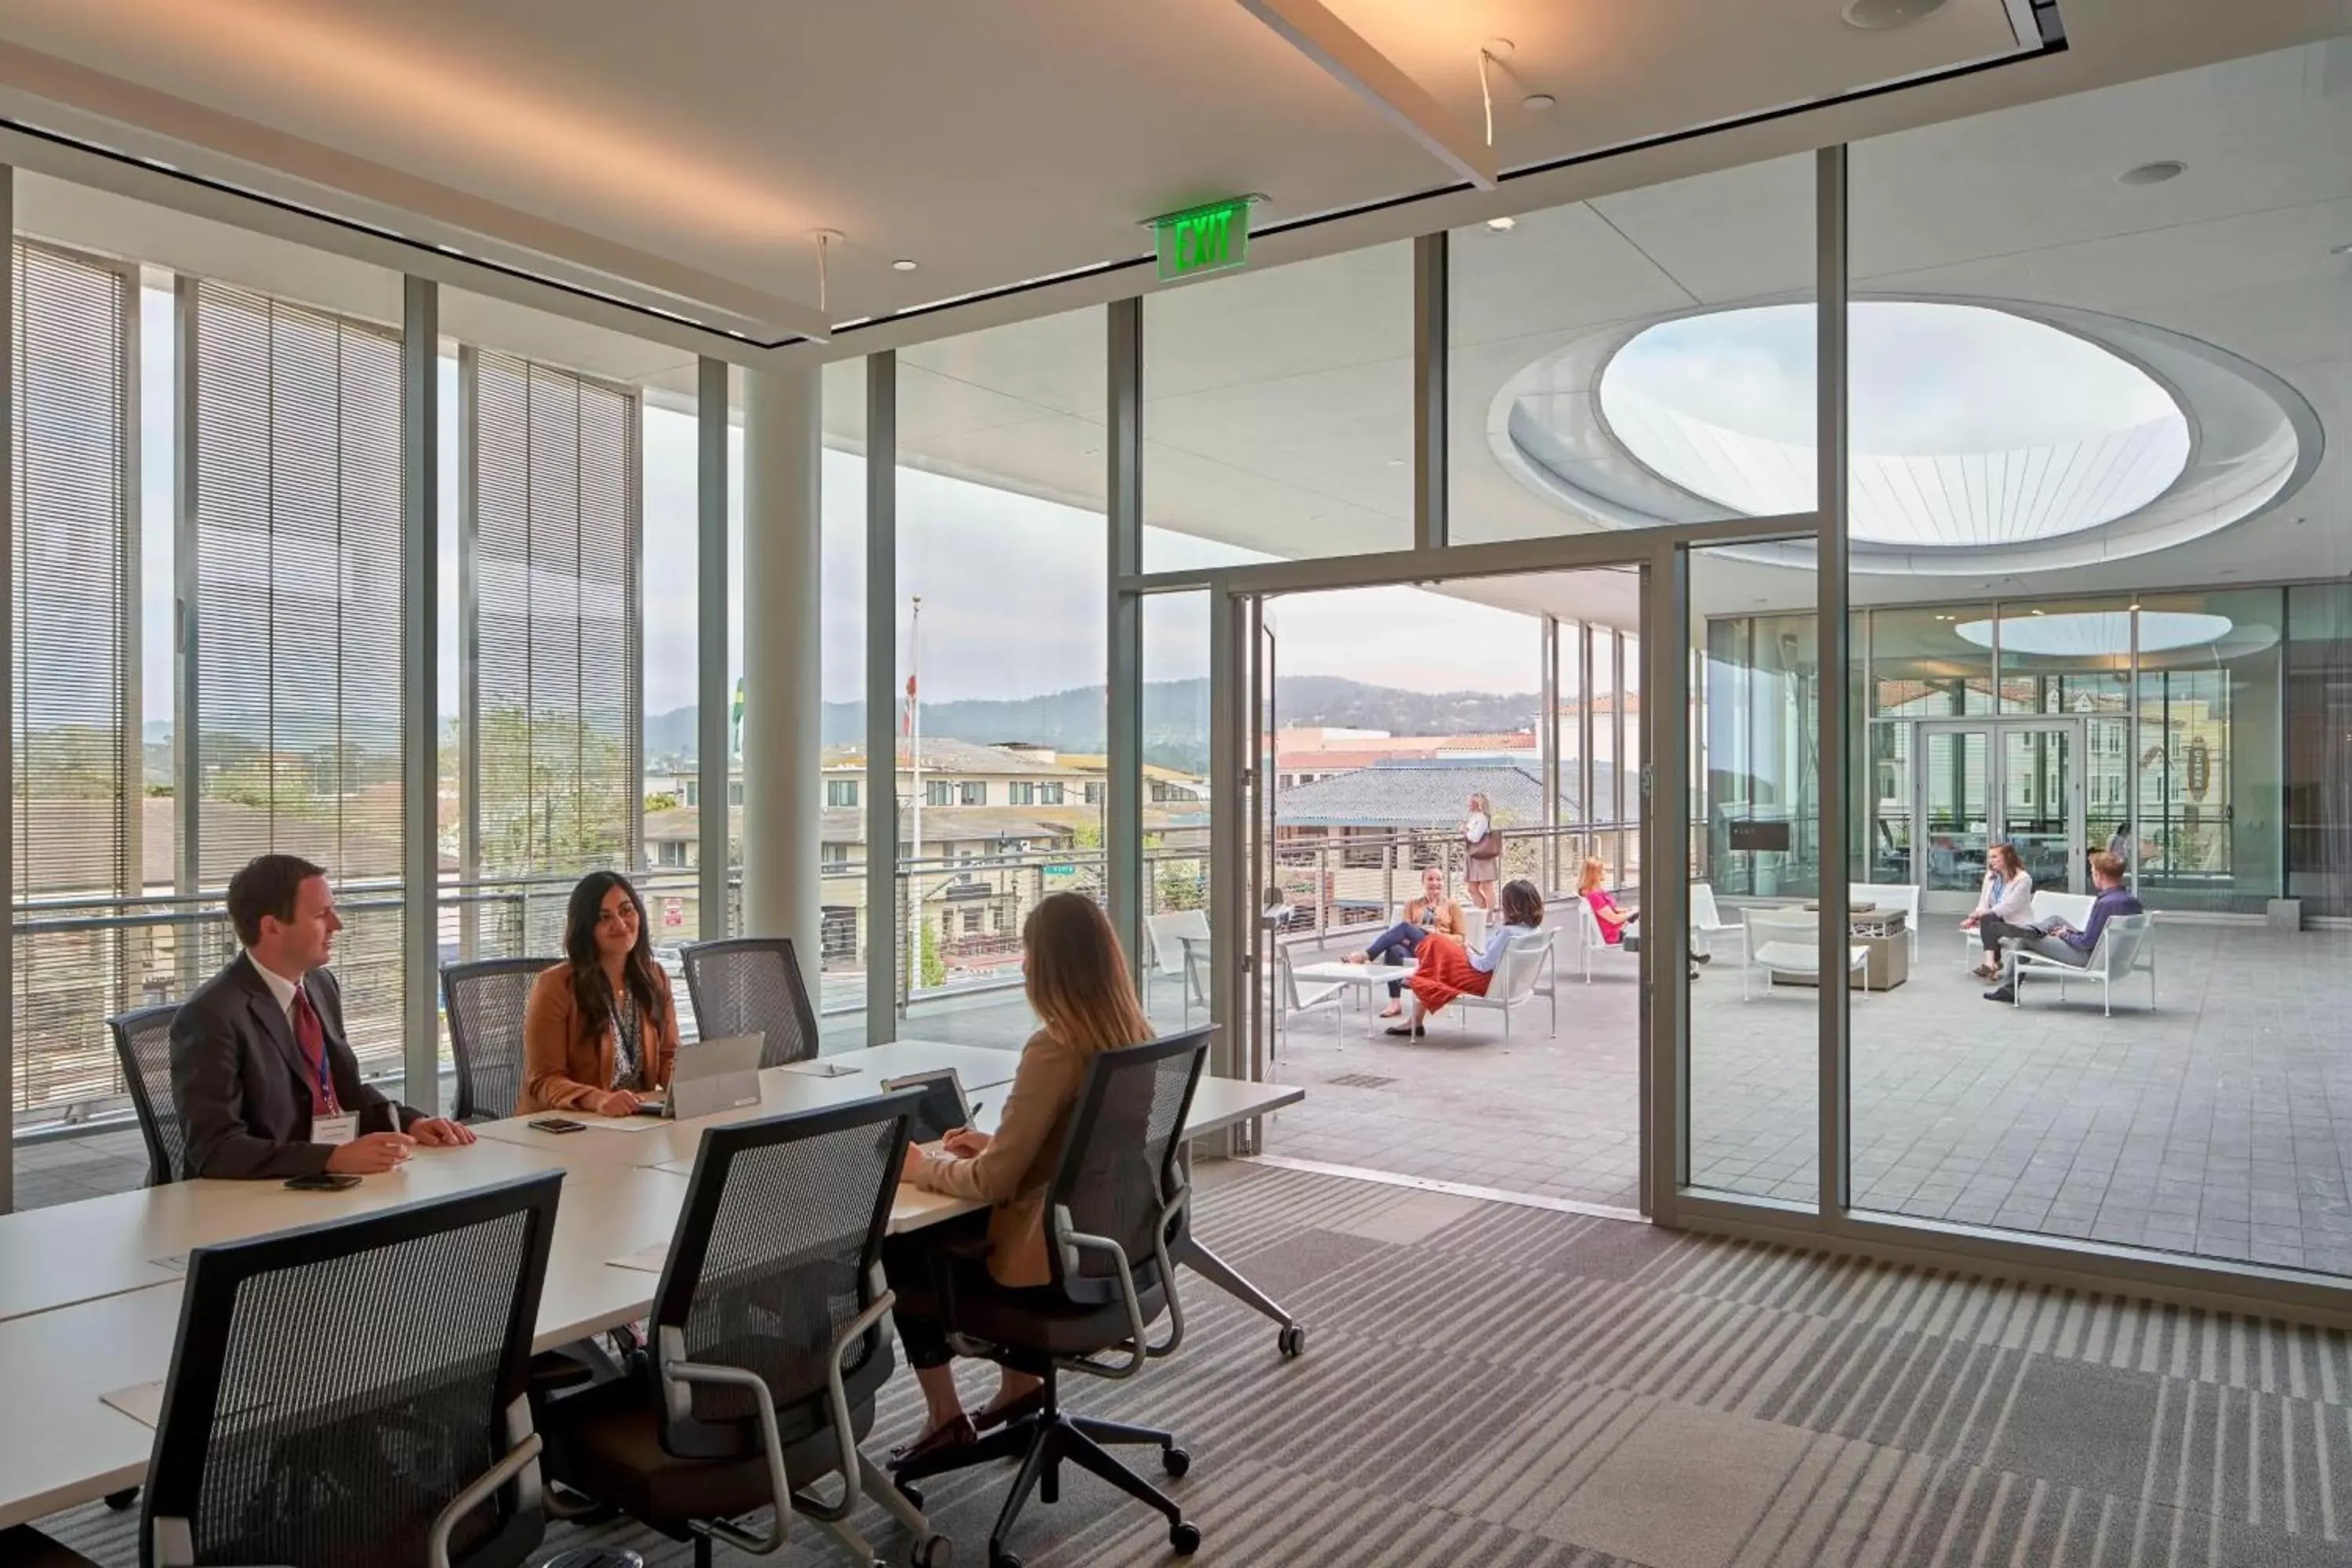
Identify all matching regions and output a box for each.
[0,1039,1301,1530]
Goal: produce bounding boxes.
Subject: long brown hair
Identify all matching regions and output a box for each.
[563,870,668,1041]
[1024,893,1152,1052]
[1501,879,1546,929]
[1987,842,2024,878]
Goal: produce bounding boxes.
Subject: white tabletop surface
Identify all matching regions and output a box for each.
[0,1135,575,1325]
[1291,961,1414,985]
[0,1047,1305,1530]
[468,1038,1024,1165]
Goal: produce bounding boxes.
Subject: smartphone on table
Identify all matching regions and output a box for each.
[530,1117,587,1134]
[284,1172,362,1192]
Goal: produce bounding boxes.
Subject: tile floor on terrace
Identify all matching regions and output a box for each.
[15,923,2352,1286]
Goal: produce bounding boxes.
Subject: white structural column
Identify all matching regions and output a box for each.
[739,365,824,995]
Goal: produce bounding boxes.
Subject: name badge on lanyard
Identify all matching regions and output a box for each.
[314,1112,358,1147]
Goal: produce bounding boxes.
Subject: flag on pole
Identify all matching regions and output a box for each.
[730,677,745,757]
[903,673,917,735]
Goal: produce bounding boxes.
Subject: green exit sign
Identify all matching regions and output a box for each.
[1151,197,1257,281]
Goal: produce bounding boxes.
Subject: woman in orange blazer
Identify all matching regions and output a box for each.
[518,871,681,1116]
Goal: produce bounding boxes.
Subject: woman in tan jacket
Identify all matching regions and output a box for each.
[885,891,1155,1468]
[517,871,680,1116]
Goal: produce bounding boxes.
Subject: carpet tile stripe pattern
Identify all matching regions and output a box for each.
[32,1160,2352,1566]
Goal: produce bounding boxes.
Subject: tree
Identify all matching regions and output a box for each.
[919,919,947,989]
[644,791,680,812]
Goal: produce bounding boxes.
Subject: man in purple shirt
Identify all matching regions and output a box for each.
[1984,850,2143,1004]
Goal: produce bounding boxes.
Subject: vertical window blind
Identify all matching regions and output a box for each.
[12,241,135,1116]
[190,280,405,1073]
[462,350,642,946]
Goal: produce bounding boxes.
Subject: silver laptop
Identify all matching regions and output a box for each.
[658,1033,766,1120]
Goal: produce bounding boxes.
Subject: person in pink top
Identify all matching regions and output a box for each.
[1578,856,1636,943]
[1578,855,1700,981]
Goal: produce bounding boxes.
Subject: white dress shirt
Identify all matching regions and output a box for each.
[245,949,305,1022]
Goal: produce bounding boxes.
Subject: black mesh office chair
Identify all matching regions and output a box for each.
[677,936,818,1067]
[443,957,556,1122]
[138,1171,563,1568]
[891,1028,1210,1568]
[107,1003,184,1185]
[543,1094,945,1568]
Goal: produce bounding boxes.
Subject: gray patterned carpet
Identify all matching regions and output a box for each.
[31,1161,2352,1566]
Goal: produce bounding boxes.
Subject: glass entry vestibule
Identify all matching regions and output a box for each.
[1875,717,2092,911]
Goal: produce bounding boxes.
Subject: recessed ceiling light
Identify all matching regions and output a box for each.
[2331,241,2352,256]
[1486,216,1517,232]
[2116,161,2187,187]
[1522,93,1556,111]
[891,258,919,272]
[1386,457,1405,466]
[1841,0,1947,28]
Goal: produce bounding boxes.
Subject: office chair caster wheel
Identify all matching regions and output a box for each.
[989,1552,1021,1568]
[1278,1323,1307,1358]
[1161,1446,1191,1477]
[103,1487,138,1511]
[912,1534,951,1568]
[1170,1520,1202,1554]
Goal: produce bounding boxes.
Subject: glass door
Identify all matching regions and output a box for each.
[1911,720,2085,909]
[1916,726,1991,909]
[2002,724,2084,895]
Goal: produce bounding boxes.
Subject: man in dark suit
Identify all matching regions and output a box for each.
[171,853,475,1179]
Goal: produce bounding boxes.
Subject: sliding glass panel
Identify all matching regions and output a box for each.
[1848,32,2347,1279]
[1689,545,1819,1204]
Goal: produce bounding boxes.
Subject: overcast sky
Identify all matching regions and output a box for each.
[132,296,1549,730]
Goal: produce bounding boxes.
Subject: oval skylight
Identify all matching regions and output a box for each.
[1951,611,2230,659]
[1598,302,2192,550]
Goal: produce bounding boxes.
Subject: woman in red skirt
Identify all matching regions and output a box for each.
[1388,879,1546,1038]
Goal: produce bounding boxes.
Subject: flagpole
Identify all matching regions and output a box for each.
[907,594,923,1000]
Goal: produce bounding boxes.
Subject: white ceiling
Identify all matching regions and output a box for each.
[849,34,2352,627]
[0,0,2042,335]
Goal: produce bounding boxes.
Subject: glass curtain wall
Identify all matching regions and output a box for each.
[1845,36,2350,1276]
[817,361,866,1042]
[893,307,1107,1046]
[1143,243,1413,567]
[11,240,141,1123]
[437,289,681,1083]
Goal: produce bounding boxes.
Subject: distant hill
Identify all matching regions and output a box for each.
[646,677,1536,776]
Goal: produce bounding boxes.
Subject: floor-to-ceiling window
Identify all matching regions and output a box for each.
[891,308,1107,1046]
[1840,36,2349,1275]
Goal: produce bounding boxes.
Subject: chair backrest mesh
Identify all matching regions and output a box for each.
[2099,913,2152,974]
[442,958,554,1121]
[655,1098,909,1449]
[679,938,816,1066]
[1047,1032,1207,1305]
[108,1003,183,1185]
[150,1174,557,1568]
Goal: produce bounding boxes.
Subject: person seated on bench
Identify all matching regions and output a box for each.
[1961,841,2035,982]
[1341,865,1464,1018]
[1984,850,2141,1004]
[1387,879,1543,1039]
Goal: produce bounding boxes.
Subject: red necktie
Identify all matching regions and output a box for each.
[292,988,339,1116]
